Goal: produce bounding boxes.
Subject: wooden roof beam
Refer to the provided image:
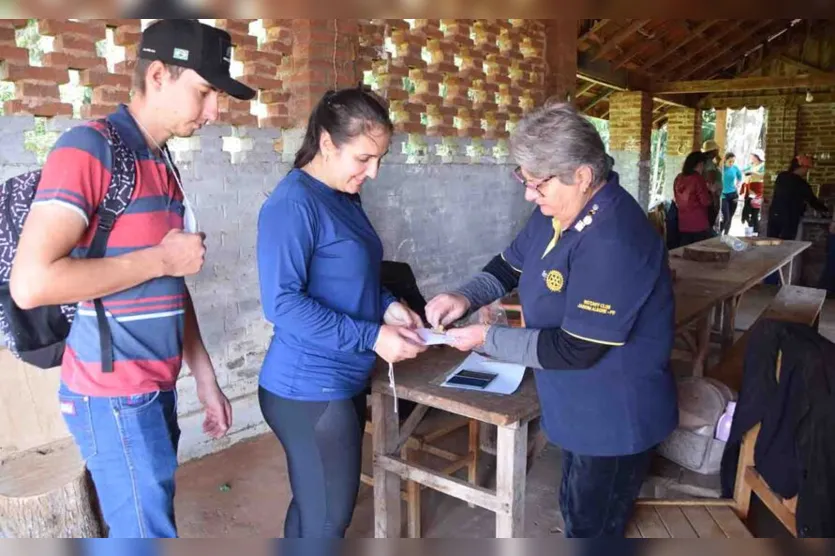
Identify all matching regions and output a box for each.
[653,74,835,94]
[729,29,805,79]
[581,90,614,114]
[611,21,676,70]
[678,20,782,80]
[592,19,653,62]
[704,21,805,80]
[702,92,835,109]
[576,81,598,97]
[691,21,797,81]
[579,19,611,46]
[641,20,722,71]
[663,21,744,76]
[778,55,832,76]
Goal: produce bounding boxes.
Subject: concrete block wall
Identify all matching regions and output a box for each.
[0,114,530,462]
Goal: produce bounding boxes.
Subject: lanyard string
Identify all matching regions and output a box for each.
[387,361,398,415]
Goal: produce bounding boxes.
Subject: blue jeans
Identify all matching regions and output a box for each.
[59,382,180,538]
[559,448,654,538]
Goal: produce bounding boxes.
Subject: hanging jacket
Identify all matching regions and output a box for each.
[720,319,835,537]
[674,173,713,233]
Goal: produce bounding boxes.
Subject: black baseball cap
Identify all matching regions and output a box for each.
[138,19,256,101]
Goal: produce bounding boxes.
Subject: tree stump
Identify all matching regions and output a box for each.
[683,244,732,263]
[0,439,103,538]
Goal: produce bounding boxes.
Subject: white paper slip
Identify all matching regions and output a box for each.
[416,328,456,346]
[441,352,527,396]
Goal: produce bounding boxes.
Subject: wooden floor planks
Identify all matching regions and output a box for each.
[629,504,751,538]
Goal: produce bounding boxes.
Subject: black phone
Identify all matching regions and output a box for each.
[446,369,498,389]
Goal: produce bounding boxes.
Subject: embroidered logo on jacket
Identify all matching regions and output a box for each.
[543,270,564,293]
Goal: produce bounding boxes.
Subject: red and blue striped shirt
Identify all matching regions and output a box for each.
[33,104,187,397]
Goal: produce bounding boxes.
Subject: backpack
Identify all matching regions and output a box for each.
[0,119,136,371]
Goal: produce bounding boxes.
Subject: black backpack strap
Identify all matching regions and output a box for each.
[86,119,137,373]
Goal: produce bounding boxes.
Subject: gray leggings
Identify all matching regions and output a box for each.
[258,387,367,538]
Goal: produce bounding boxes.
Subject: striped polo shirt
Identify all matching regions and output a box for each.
[33,104,187,397]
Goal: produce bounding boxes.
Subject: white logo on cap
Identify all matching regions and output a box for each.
[173,48,190,61]
[223,46,231,63]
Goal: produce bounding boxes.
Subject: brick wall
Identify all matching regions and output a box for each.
[0,19,545,462]
[795,103,835,288]
[663,107,701,200]
[358,19,546,138]
[0,18,548,138]
[764,103,799,196]
[609,91,652,209]
[797,103,835,187]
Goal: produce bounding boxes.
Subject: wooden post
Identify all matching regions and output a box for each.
[720,296,740,353]
[495,421,528,538]
[0,440,103,538]
[467,419,479,509]
[544,19,578,104]
[714,109,728,155]
[372,391,402,538]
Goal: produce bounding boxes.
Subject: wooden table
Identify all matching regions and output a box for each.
[670,238,812,373]
[371,347,540,538]
[371,238,812,538]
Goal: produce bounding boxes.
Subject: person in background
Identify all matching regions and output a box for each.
[767,155,829,240]
[256,86,427,538]
[674,152,714,246]
[720,152,743,235]
[701,140,722,232]
[425,102,677,538]
[741,149,766,233]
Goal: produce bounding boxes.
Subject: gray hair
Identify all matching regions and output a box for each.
[510,102,610,186]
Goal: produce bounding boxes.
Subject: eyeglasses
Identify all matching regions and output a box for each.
[512,166,554,195]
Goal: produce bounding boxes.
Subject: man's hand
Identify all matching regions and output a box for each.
[384,301,423,329]
[447,324,490,352]
[196,377,232,439]
[156,229,207,277]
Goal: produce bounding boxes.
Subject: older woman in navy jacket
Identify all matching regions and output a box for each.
[426,103,678,538]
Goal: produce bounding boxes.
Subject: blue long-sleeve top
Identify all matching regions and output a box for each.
[256,169,397,401]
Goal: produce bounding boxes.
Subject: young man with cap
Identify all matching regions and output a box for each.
[10,19,257,538]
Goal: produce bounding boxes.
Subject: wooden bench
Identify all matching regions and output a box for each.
[630,358,804,538]
[629,286,826,538]
[705,285,826,392]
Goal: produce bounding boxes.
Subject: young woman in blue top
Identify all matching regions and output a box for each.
[256,86,427,538]
[720,152,743,235]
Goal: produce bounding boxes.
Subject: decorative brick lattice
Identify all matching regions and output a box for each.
[358,19,546,138]
[0,19,548,135]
